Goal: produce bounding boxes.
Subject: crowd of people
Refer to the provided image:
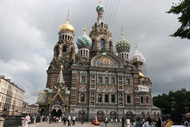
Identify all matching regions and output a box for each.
[50,115,76,126]
[132,110,189,127]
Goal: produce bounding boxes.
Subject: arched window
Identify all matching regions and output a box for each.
[141,96,143,103]
[92,39,95,51]
[100,39,105,51]
[63,46,67,52]
[146,96,149,103]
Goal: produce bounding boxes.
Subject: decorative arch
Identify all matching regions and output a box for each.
[52,104,64,112]
[79,87,87,92]
[110,88,116,92]
[97,87,103,92]
[103,87,110,92]
[125,88,132,93]
[91,52,123,68]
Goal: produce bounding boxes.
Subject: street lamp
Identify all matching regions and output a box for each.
[81,93,84,124]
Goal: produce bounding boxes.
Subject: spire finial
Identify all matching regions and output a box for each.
[121,26,124,39]
[83,21,87,35]
[67,10,70,23]
[99,0,102,4]
[61,64,63,69]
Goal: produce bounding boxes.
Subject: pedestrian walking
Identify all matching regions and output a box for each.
[24,114,31,127]
[104,116,108,127]
[62,116,66,125]
[133,116,142,127]
[68,115,72,126]
[142,117,153,127]
[72,115,76,125]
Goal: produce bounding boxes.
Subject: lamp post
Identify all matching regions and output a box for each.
[81,93,84,124]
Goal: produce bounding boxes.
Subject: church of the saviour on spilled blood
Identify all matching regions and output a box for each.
[37,1,161,121]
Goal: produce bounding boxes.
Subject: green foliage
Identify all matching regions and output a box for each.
[167,0,190,39]
[153,88,190,114]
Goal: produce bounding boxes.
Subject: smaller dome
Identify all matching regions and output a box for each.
[115,39,131,53]
[77,34,92,48]
[130,49,146,65]
[58,20,75,33]
[96,4,105,12]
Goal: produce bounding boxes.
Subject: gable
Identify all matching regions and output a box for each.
[91,52,123,68]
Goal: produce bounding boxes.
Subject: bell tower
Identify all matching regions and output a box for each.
[46,12,75,88]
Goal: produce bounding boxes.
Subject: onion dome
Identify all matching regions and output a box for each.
[115,26,131,53]
[58,20,75,33]
[96,4,105,12]
[58,11,75,34]
[76,22,92,48]
[130,49,146,65]
[138,71,145,78]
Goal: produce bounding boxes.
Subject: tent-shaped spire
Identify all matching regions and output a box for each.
[57,65,65,84]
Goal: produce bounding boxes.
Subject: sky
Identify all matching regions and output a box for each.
[0,0,189,104]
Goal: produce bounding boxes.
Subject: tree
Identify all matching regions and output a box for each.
[167,0,190,39]
[153,89,190,114]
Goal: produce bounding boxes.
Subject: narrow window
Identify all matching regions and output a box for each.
[105,94,109,103]
[127,95,131,103]
[81,93,85,102]
[98,94,102,102]
[100,39,105,50]
[141,96,143,103]
[98,77,102,83]
[126,79,130,85]
[111,95,115,103]
[81,76,85,83]
[146,96,149,103]
[111,78,115,84]
[63,46,67,52]
[105,77,109,83]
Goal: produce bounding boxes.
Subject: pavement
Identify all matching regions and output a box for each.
[28,121,130,127]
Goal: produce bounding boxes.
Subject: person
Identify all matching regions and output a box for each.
[104,116,108,127]
[62,116,66,125]
[122,117,125,127]
[24,114,31,127]
[68,115,72,126]
[91,116,100,125]
[142,117,153,127]
[165,117,173,127]
[170,110,184,127]
[156,118,162,127]
[133,116,142,127]
[184,120,189,127]
[72,115,76,125]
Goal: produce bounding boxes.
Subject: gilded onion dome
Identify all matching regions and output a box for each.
[115,27,131,53]
[77,22,92,48]
[58,19,75,34]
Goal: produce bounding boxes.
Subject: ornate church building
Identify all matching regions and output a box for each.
[37,2,160,121]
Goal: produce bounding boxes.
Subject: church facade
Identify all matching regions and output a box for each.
[37,2,160,121]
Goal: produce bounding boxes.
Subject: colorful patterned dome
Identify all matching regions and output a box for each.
[96,4,105,12]
[115,39,131,52]
[77,34,92,48]
[58,20,75,34]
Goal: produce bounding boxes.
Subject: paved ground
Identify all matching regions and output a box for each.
[29,121,131,127]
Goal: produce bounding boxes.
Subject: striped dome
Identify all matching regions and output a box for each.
[96,4,105,12]
[115,39,131,53]
[77,34,92,48]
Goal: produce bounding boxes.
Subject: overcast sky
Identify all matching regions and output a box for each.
[0,0,189,104]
